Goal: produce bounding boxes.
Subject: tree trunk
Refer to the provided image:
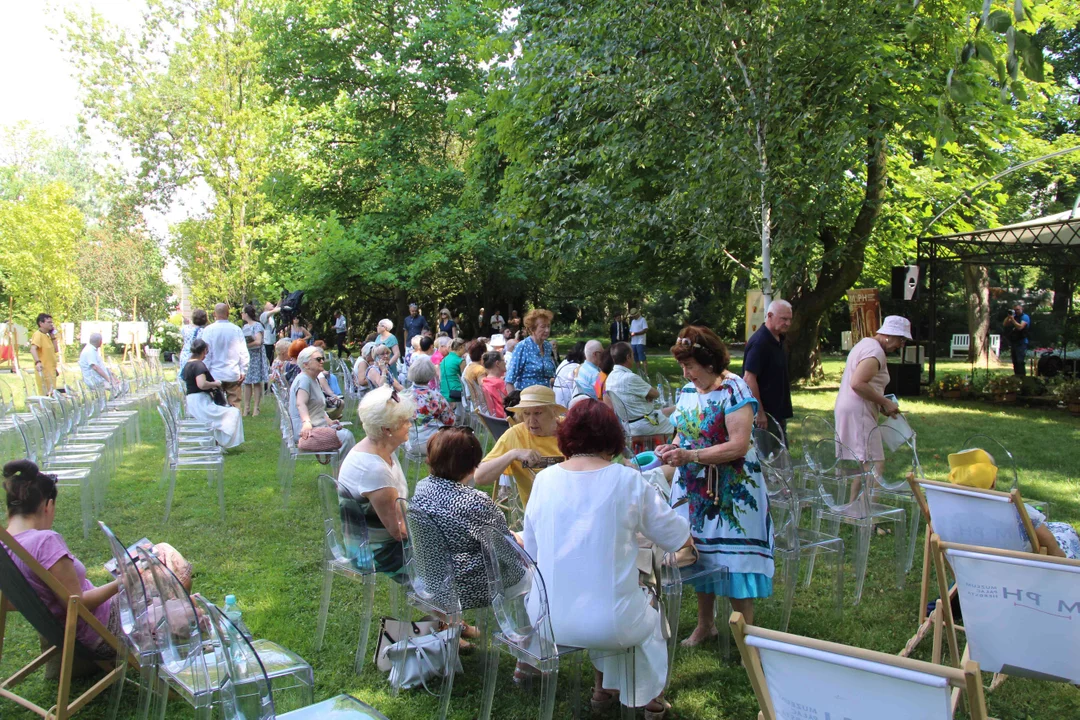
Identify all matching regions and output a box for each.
[1052,268,1074,325]
[964,264,990,363]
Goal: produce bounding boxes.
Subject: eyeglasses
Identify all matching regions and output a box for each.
[390,388,400,403]
[313,356,325,363]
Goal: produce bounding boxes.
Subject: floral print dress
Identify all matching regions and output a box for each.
[669,374,774,598]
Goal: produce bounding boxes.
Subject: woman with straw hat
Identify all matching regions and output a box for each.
[834,315,911,462]
[473,385,565,506]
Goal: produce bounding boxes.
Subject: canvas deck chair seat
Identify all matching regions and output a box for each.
[0,526,131,719]
[933,538,1080,710]
[901,477,1041,658]
[730,611,989,720]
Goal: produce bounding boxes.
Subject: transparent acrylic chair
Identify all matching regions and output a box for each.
[478,527,583,720]
[753,429,844,632]
[157,405,225,523]
[398,420,428,486]
[796,413,840,492]
[394,499,467,720]
[198,595,391,720]
[805,438,907,605]
[98,522,162,720]
[270,385,345,505]
[866,423,924,572]
[315,473,377,674]
[961,433,1051,518]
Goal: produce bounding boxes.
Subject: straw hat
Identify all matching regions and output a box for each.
[506,385,566,414]
[489,333,506,348]
[947,448,998,490]
[878,315,912,340]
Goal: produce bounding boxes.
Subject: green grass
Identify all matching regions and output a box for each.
[1,367,1079,718]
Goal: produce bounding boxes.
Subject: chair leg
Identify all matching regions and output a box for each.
[893,511,908,590]
[831,542,845,619]
[478,609,499,720]
[436,621,462,720]
[163,466,177,524]
[315,565,333,652]
[852,523,872,606]
[779,554,799,633]
[353,575,376,675]
[104,645,129,720]
[216,465,225,522]
[539,661,560,720]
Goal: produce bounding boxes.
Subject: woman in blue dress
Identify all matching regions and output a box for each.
[504,308,557,392]
[656,325,773,646]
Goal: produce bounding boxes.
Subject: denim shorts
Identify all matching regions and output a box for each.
[632,344,647,362]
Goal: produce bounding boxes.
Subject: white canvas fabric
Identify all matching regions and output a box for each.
[922,484,1033,552]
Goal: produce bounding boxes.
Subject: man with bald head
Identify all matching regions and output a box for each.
[199,302,248,409]
[574,339,605,400]
[79,332,113,389]
[743,298,794,436]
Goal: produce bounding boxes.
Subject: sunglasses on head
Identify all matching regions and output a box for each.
[390,388,400,403]
[677,337,705,350]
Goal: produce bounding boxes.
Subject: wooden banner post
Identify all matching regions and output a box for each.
[0,298,17,373]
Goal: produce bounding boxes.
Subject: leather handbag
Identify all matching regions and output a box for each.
[297,426,342,455]
[374,618,441,672]
[380,628,463,692]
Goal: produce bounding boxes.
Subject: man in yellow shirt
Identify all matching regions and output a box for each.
[473,386,565,507]
[29,313,59,394]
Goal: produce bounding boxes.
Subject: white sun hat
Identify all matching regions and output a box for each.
[878,315,912,340]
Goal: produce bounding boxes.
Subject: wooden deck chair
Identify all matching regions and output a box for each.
[0,526,133,719]
[901,477,1041,657]
[932,536,1080,709]
[730,611,989,720]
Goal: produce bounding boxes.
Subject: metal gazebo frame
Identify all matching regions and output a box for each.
[917,210,1080,384]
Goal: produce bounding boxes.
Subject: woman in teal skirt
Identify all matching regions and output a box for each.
[657,325,774,646]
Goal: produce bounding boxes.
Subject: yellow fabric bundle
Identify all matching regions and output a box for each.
[947,448,998,490]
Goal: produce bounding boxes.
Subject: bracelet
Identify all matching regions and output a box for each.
[692,449,701,463]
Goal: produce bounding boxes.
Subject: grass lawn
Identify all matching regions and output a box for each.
[1,362,1079,719]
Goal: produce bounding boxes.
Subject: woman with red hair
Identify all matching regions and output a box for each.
[524,400,691,718]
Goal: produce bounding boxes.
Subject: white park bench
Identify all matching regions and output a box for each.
[950,334,1000,359]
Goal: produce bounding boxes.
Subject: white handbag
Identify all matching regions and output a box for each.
[379,628,463,692]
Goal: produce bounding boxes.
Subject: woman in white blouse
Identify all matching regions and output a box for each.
[524,399,691,719]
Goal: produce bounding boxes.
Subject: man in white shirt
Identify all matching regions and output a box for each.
[574,340,604,400]
[333,310,348,357]
[605,342,673,437]
[490,310,505,333]
[200,303,248,409]
[78,333,112,389]
[629,308,649,373]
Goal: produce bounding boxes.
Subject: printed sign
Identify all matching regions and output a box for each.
[80,321,113,345]
[117,321,149,345]
[847,289,881,344]
[746,290,766,342]
[60,322,75,346]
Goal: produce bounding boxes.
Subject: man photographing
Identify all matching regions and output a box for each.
[1003,303,1030,377]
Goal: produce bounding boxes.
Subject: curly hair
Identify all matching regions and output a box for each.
[288,339,309,360]
[523,308,554,334]
[556,399,625,459]
[670,325,730,374]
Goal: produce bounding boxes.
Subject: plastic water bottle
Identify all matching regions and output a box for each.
[223,595,253,639]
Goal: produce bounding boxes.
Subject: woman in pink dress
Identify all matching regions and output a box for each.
[833,315,911,461]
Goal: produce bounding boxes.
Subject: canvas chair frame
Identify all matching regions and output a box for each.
[0,525,136,719]
[730,611,989,720]
[931,536,1080,710]
[900,477,1040,658]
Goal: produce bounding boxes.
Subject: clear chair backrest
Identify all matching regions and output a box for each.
[398,500,462,617]
[480,527,556,660]
[317,473,375,573]
[604,391,634,439]
[866,424,923,492]
[809,438,874,514]
[136,546,215,698]
[921,483,1034,552]
[752,429,799,541]
[961,434,1019,491]
[27,402,59,454]
[746,634,956,719]
[800,414,838,471]
[193,595,276,720]
[0,380,13,415]
[97,522,154,652]
[8,411,42,463]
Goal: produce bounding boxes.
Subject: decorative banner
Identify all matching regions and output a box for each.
[80,321,114,345]
[60,322,75,346]
[745,290,766,342]
[1,322,29,345]
[117,321,149,345]
[848,289,881,344]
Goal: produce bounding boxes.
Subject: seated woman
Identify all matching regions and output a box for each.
[268,338,292,386]
[948,448,1080,558]
[410,427,523,610]
[524,401,691,718]
[368,345,404,392]
[553,341,586,408]
[462,340,488,388]
[473,386,565,507]
[337,386,416,578]
[352,342,376,394]
[282,339,308,387]
[180,339,244,448]
[405,357,455,455]
[289,346,355,454]
[480,351,508,418]
[2,460,193,662]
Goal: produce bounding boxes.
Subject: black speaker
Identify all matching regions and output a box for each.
[891,265,921,301]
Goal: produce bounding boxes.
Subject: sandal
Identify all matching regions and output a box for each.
[590,688,619,713]
[644,698,670,720]
[513,663,542,687]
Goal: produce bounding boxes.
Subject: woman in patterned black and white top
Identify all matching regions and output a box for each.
[409,426,523,611]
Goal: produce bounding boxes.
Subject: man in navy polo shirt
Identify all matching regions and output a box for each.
[743,298,794,437]
[1003,303,1031,376]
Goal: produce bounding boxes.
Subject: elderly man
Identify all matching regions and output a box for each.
[78,332,113,389]
[605,342,673,436]
[743,298,794,436]
[200,303,248,409]
[403,303,429,345]
[574,340,605,400]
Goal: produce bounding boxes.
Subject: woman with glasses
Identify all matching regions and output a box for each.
[437,308,459,340]
[289,346,355,454]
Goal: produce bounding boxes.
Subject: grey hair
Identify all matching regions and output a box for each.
[372,344,390,358]
[767,299,792,315]
[359,385,416,438]
[89,332,102,345]
[407,356,437,385]
[297,345,321,366]
[436,336,451,349]
[584,339,603,359]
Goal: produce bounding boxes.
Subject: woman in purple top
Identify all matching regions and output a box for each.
[2,459,120,657]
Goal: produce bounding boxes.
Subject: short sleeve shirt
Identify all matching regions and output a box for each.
[403,314,429,342]
[259,311,276,345]
[337,450,409,543]
[289,373,328,438]
[630,317,648,345]
[79,343,105,388]
[483,423,562,507]
[441,352,464,396]
[742,324,793,420]
[505,337,556,390]
[31,330,57,369]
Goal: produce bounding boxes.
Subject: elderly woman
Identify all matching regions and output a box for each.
[410,427,522,609]
[405,357,455,454]
[474,386,564,507]
[289,345,355,454]
[656,325,773,644]
[337,385,416,577]
[282,339,308,386]
[834,315,910,462]
[240,304,267,417]
[504,309,557,393]
[527,401,691,717]
[180,339,244,448]
[374,319,400,375]
[177,308,208,368]
[268,338,292,386]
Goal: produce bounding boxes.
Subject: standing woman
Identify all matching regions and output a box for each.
[504,309,557,393]
[834,316,909,462]
[178,309,208,369]
[656,325,773,644]
[440,338,467,405]
[437,308,459,340]
[374,319,401,377]
[241,304,267,417]
[289,317,311,343]
[181,339,244,448]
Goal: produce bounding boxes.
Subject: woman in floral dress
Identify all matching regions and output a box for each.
[656,325,773,646]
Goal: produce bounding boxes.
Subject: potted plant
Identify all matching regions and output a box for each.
[936,373,969,399]
[985,374,1022,403]
[1056,380,1080,416]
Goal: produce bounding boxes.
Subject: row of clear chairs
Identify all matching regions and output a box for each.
[269,383,349,505]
